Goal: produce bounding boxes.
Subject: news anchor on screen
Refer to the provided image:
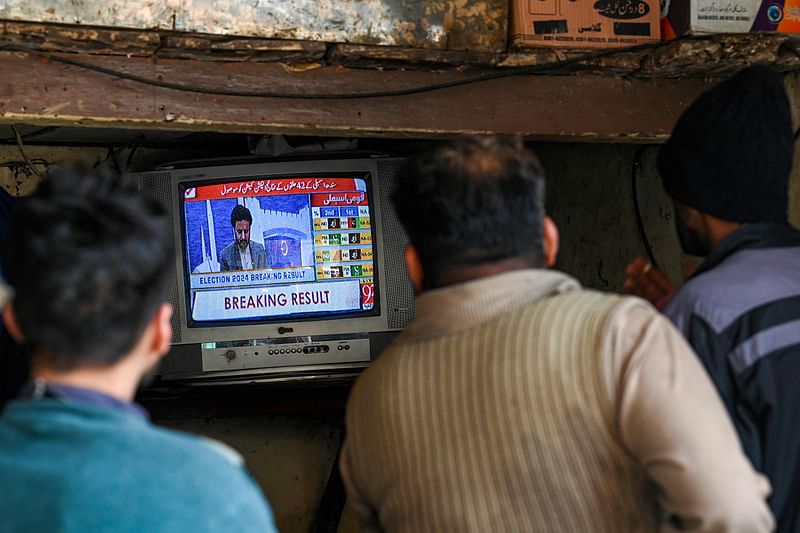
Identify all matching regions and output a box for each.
[220,204,267,271]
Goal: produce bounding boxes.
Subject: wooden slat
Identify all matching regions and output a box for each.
[0,50,716,141]
[157,35,327,63]
[2,21,161,57]
[2,22,799,78]
[328,44,501,69]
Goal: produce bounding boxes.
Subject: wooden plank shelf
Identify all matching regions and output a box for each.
[0,21,796,141]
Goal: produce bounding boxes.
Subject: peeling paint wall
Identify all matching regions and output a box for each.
[0,145,106,195]
[5,0,182,31]
[4,0,508,52]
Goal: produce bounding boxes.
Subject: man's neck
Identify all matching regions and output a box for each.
[31,361,140,403]
[430,256,540,291]
[705,216,744,250]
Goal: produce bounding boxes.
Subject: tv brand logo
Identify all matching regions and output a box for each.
[184,188,197,199]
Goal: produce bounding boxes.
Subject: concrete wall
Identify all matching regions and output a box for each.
[536,142,689,290]
[158,413,346,533]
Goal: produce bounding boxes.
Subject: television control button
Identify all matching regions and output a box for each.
[344,345,350,350]
[224,350,236,361]
[337,345,343,351]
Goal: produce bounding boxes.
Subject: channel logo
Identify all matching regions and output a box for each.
[767,4,784,23]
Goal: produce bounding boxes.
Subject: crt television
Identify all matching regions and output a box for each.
[138,156,414,384]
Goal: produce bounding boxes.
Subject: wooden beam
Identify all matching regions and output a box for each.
[0,51,716,141]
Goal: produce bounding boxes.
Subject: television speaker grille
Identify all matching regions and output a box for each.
[139,171,183,343]
[376,160,414,329]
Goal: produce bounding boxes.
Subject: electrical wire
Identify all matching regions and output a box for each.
[125,143,141,171]
[10,125,43,178]
[0,159,50,169]
[0,126,59,143]
[0,39,691,100]
[631,145,659,269]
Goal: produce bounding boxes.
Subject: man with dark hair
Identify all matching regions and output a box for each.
[220,204,267,271]
[341,137,773,532]
[625,65,800,533]
[0,168,277,532]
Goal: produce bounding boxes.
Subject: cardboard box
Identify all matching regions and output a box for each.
[510,0,661,48]
[662,0,800,38]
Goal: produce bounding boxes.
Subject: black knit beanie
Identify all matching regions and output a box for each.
[657,65,793,223]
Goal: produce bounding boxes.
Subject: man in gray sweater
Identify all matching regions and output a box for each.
[341,137,773,532]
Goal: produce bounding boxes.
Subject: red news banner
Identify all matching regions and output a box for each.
[184,177,364,202]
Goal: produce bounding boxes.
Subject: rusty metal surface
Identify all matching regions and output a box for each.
[5,0,508,52]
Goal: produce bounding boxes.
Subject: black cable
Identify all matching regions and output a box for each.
[93,146,117,170]
[631,145,659,269]
[125,143,141,171]
[0,39,689,100]
[0,158,51,169]
[11,125,43,178]
[0,126,59,143]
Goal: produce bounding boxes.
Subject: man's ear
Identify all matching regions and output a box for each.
[150,303,173,360]
[543,216,560,268]
[404,244,424,292]
[3,305,24,343]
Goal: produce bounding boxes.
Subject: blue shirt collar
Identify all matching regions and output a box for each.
[691,223,800,279]
[20,379,149,420]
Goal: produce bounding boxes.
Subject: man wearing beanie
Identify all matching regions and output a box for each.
[625,64,800,533]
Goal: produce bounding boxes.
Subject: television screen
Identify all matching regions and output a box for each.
[181,175,378,325]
